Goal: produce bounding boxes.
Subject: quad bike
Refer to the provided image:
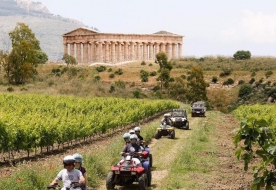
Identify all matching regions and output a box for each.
[155,122,175,139]
[106,150,151,190]
[47,182,96,190]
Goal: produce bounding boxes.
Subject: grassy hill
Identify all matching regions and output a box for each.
[0,0,99,60]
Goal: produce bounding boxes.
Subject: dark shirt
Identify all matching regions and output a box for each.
[161,118,172,126]
[137,134,144,141]
[76,166,86,176]
[122,143,142,157]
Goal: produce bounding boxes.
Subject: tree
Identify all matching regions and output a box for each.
[62,53,77,67]
[155,52,172,92]
[186,66,208,102]
[233,50,251,60]
[4,23,47,84]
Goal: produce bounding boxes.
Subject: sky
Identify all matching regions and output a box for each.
[34,0,276,57]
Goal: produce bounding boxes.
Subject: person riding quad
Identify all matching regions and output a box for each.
[49,155,85,190]
[129,129,135,135]
[122,133,130,146]
[161,113,172,126]
[73,153,87,190]
[134,126,146,148]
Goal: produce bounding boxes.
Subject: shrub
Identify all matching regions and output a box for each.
[68,67,78,77]
[141,61,146,65]
[149,63,153,66]
[140,70,149,82]
[180,74,186,79]
[95,66,106,72]
[219,68,232,77]
[93,76,101,82]
[238,84,253,98]
[238,80,245,85]
[109,73,115,78]
[169,77,175,82]
[133,90,141,98]
[249,78,255,84]
[223,78,234,85]
[115,80,125,89]
[149,71,157,76]
[109,85,115,93]
[212,76,218,83]
[7,87,14,92]
[265,70,273,78]
[153,85,160,92]
[233,50,251,60]
[107,68,113,72]
[114,68,123,75]
[251,71,256,77]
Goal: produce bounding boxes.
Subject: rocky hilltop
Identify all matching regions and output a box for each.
[0,0,97,60]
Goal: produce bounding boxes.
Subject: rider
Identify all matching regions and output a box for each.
[123,133,130,146]
[49,155,85,190]
[73,153,87,190]
[129,129,135,135]
[161,113,172,126]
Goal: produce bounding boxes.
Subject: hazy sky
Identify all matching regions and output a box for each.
[34,0,276,57]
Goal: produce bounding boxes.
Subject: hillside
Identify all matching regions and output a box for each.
[0,0,98,60]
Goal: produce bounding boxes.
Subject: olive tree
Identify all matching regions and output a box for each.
[3,23,48,84]
[155,52,172,92]
[233,50,251,60]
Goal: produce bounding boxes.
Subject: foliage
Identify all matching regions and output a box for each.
[168,77,187,101]
[140,70,149,82]
[155,52,172,92]
[4,23,45,84]
[212,76,218,83]
[222,78,234,85]
[62,53,77,67]
[233,105,276,189]
[238,84,254,98]
[95,65,106,72]
[265,70,273,78]
[0,94,179,158]
[93,75,101,82]
[186,66,208,102]
[114,68,123,75]
[114,80,125,89]
[219,68,232,77]
[109,73,115,78]
[233,50,251,60]
[141,61,146,65]
[149,71,157,76]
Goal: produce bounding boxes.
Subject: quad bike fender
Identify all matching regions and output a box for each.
[136,166,145,174]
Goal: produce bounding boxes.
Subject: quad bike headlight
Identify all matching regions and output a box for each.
[131,171,136,175]
[115,170,120,174]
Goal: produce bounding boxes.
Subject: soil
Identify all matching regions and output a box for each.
[0,112,254,190]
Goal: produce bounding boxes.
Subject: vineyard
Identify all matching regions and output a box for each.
[0,93,179,161]
[233,104,276,189]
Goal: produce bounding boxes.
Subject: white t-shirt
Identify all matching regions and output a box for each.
[56,169,83,188]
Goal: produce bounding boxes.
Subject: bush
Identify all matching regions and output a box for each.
[212,76,218,83]
[133,90,141,98]
[222,78,234,85]
[109,85,115,93]
[169,77,175,82]
[115,80,125,89]
[249,78,255,84]
[95,66,106,72]
[153,85,160,92]
[180,74,186,79]
[219,68,232,77]
[238,84,253,98]
[140,70,149,82]
[238,80,245,85]
[251,71,256,77]
[149,63,153,66]
[265,70,273,78]
[107,68,113,72]
[109,73,115,78]
[141,61,146,65]
[7,87,14,92]
[233,50,251,60]
[114,68,123,75]
[93,76,101,82]
[149,71,157,76]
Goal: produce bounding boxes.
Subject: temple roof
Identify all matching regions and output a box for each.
[153,30,180,36]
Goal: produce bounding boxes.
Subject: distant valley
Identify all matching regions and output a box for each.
[0,0,98,60]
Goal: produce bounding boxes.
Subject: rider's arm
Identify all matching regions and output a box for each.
[50,178,59,186]
[83,173,87,189]
[121,145,128,156]
[79,175,85,184]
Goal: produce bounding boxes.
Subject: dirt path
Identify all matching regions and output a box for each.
[98,116,201,190]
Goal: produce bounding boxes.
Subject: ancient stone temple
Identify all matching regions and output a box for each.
[62,27,183,64]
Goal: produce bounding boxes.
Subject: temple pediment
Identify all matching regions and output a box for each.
[63,27,99,36]
[153,31,180,36]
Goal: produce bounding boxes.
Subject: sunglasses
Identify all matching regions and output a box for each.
[64,163,74,167]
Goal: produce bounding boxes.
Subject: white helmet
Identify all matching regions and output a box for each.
[63,155,75,165]
[73,153,83,163]
[123,133,130,139]
[130,134,138,141]
[134,126,141,132]
[164,113,171,117]
[129,129,135,134]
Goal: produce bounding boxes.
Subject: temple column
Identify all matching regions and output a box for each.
[76,43,81,63]
[149,43,154,60]
[105,42,110,63]
[160,43,166,53]
[70,43,74,57]
[172,43,177,59]
[63,43,68,55]
[83,43,88,63]
[124,42,129,61]
[98,42,103,62]
[155,43,160,55]
[130,42,134,60]
[111,41,116,63]
[143,42,147,60]
[166,43,172,60]
[137,43,141,60]
[90,42,95,62]
[178,43,182,59]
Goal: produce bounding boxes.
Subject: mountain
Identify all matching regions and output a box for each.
[0,0,98,60]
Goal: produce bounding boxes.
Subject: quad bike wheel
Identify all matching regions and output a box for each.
[170,131,175,139]
[138,173,148,190]
[147,169,152,186]
[185,121,189,130]
[154,131,161,139]
[106,172,115,190]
